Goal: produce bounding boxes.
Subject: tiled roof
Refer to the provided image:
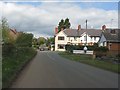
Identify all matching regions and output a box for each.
[63,29,102,37]
[103,30,120,42]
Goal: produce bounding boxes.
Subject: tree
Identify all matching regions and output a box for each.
[32,38,38,45]
[58,19,64,32]
[37,37,46,46]
[15,33,33,47]
[64,18,71,29]
[58,18,71,32]
[46,37,54,47]
[1,17,10,43]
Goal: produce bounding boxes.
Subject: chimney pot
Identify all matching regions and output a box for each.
[55,27,58,34]
[78,25,81,30]
[102,25,106,30]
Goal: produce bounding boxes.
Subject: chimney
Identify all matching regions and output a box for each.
[55,27,58,34]
[102,25,106,30]
[78,25,81,30]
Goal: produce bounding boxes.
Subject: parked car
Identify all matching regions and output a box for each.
[39,47,44,51]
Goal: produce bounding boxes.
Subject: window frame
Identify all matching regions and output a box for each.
[58,36,64,40]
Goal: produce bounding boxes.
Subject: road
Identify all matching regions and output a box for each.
[11,51,118,88]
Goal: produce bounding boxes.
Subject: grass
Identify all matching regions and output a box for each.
[2,47,37,88]
[58,52,120,73]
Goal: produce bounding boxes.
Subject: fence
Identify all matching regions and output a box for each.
[73,50,93,55]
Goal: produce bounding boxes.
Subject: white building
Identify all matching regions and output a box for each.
[55,25,102,51]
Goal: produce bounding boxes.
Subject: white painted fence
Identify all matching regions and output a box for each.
[73,50,93,55]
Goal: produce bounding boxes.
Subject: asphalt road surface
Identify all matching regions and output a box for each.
[11,51,118,88]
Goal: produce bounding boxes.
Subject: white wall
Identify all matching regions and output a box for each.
[67,37,80,45]
[55,31,67,51]
[55,31,101,51]
[80,33,100,44]
[98,34,107,47]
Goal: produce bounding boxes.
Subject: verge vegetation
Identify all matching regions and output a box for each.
[58,52,120,73]
[1,17,37,88]
[2,47,37,88]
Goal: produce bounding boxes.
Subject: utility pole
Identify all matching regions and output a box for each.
[83,19,88,54]
[85,19,87,46]
[111,19,113,28]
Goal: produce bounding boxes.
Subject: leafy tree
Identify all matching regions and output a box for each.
[58,19,64,32]
[32,38,38,45]
[37,37,46,46]
[46,37,54,47]
[64,18,71,29]
[1,17,10,43]
[15,33,33,47]
[58,18,71,32]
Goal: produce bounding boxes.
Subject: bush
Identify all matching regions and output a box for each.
[15,33,33,47]
[2,47,37,88]
[94,46,109,57]
[94,46,109,52]
[65,44,74,53]
[65,44,99,53]
[2,43,16,57]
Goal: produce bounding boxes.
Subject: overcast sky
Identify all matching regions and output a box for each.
[0,0,119,38]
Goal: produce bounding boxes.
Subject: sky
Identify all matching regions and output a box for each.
[0,0,119,38]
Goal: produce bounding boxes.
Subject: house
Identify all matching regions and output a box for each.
[9,29,19,40]
[55,25,102,51]
[98,28,120,55]
[2,28,22,44]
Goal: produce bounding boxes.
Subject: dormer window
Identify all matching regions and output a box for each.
[110,30,116,34]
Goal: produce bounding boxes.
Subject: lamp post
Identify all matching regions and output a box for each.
[83,19,88,54]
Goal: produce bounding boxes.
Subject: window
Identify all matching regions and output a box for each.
[68,37,70,41]
[74,37,77,41]
[58,36,64,40]
[58,44,64,49]
[110,30,115,34]
[84,36,86,41]
[94,37,96,41]
[91,37,92,41]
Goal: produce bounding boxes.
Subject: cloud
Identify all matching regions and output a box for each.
[0,1,118,38]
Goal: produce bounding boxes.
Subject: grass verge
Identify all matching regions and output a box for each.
[58,52,120,73]
[2,47,37,88]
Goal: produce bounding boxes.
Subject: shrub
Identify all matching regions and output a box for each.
[2,43,16,57]
[94,46,109,52]
[94,46,109,57]
[15,33,33,47]
[65,44,74,53]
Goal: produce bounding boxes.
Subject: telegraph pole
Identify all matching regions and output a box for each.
[83,19,88,54]
[111,19,113,28]
[85,19,87,46]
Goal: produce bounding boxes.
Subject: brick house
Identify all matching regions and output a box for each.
[9,29,19,40]
[98,28,120,55]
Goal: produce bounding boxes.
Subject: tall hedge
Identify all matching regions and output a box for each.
[15,33,33,47]
[65,44,99,53]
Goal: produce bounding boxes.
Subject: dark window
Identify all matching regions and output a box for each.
[94,37,96,41]
[58,36,64,40]
[74,37,77,41]
[110,30,115,34]
[84,36,86,41]
[58,44,64,49]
